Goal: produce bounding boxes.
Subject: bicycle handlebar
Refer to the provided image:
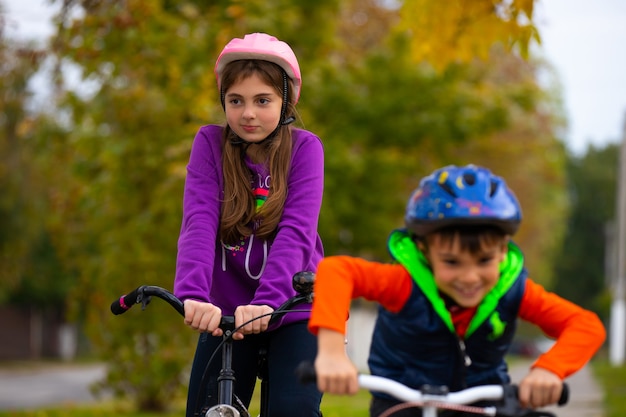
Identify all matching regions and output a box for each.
[296,361,569,417]
[110,271,316,327]
[110,285,185,316]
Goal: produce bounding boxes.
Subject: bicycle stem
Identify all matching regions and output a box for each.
[217,317,236,406]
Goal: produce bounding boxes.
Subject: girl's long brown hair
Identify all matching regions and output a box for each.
[219,60,297,244]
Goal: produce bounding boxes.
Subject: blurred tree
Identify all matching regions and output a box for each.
[0,26,35,298]
[552,144,619,317]
[0,22,70,306]
[311,26,567,286]
[397,0,540,70]
[445,52,569,289]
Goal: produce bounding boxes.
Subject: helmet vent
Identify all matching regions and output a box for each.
[439,181,458,198]
[463,173,476,186]
[489,180,498,197]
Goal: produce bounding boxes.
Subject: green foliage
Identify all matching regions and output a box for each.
[552,144,620,316]
[311,48,504,257]
[312,39,568,272]
[442,52,570,288]
[10,232,73,306]
[0,38,39,299]
[0,30,74,307]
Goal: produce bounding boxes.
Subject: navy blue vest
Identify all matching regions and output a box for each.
[368,230,527,395]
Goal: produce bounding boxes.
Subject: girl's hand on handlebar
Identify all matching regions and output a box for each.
[518,367,563,409]
[233,304,274,340]
[183,300,223,336]
[315,328,359,395]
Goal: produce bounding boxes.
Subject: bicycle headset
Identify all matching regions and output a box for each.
[404,164,522,237]
[214,33,302,144]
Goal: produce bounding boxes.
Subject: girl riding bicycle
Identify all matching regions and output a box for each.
[174,33,324,417]
[308,164,605,416]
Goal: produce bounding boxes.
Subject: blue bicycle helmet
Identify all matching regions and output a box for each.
[405,164,522,236]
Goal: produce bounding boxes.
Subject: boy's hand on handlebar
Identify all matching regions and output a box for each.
[315,328,359,395]
[183,300,223,336]
[518,367,563,409]
[233,304,274,340]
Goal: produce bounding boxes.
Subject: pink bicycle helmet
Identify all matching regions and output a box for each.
[214,33,302,104]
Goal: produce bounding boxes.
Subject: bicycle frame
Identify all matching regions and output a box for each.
[111,271,316,417]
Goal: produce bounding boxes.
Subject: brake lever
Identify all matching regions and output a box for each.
[140,294,152,310]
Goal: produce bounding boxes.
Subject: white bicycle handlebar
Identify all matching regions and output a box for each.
[359,373,505,403]
[296,361,568,417]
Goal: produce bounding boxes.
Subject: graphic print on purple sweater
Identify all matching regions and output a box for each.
[174,124,324,325]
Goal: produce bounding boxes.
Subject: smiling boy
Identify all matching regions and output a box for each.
[308,165,605,417]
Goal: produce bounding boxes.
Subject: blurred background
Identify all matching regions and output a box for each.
[1,0,625,413]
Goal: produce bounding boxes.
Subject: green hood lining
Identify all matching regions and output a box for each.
[387,229,524,338]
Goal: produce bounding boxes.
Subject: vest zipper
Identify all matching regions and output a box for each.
[458,338,472,367]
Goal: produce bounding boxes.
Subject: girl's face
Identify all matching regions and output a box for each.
[224,73,282,143]
[424,234,507,308]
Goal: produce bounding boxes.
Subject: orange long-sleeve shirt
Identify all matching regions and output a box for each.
[308,256,606,379]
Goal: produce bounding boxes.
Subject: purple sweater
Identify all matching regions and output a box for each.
[174,125,324,326]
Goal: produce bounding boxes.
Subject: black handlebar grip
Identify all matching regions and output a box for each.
[295,361,317,385]
[508,381,569,409]
[110,287,141,315]
[558,382,569,406]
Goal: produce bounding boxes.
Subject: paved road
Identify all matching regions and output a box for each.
[0,363,108,410]
[0,360,605,415]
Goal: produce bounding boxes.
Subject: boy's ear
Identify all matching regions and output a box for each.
[500,236,510,258]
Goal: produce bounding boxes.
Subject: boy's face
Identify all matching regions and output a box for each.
[424,234,508,308]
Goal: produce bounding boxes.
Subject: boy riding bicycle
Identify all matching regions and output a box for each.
[308,164,605,416]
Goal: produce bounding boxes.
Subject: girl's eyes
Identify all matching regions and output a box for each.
[227,97,272,106]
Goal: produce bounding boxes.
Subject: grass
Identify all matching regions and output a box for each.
[592,358,626,417]
[0,381,372,417]
[0,405,179,417]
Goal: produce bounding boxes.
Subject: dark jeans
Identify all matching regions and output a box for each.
[186,321,322,417]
